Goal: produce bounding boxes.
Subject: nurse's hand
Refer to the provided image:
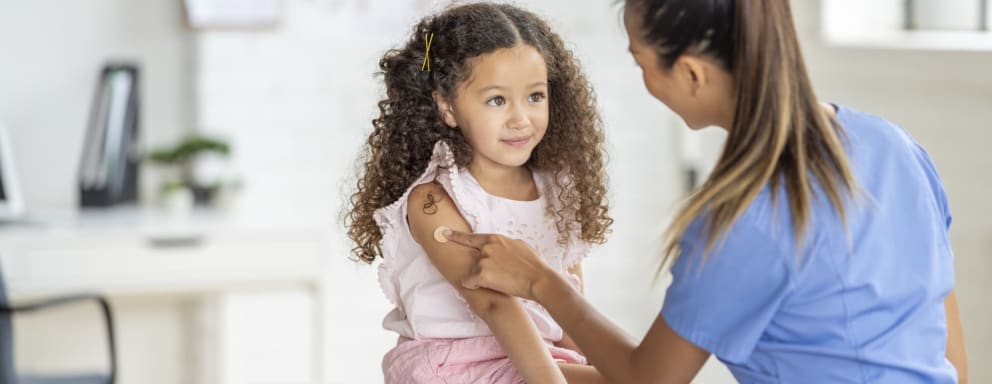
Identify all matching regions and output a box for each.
[442,229,559,301]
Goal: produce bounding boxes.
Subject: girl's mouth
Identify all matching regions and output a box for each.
[502,137,531,148]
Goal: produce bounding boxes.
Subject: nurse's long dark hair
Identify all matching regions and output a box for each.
[626,0,858,264]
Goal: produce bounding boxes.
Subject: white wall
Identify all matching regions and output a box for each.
[0,0,195,210]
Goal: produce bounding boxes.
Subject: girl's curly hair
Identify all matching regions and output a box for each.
[346,2,612,264]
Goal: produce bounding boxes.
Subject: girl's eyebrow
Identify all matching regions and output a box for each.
[477,81,548,93]
[476,85,505,94]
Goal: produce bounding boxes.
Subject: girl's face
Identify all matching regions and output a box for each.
[623,5,736,130]
[436,44,549,170]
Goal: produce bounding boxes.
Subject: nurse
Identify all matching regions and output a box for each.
[443,0,969,382]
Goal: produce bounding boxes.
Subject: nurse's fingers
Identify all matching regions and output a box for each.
[442,229,492,249]
[461,258,492,290]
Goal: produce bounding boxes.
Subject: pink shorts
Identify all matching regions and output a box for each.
[382,335,588,384]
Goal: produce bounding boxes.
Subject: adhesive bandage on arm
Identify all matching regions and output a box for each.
[434,226,451,243]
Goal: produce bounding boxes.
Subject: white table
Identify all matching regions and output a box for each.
[0,206,329,384]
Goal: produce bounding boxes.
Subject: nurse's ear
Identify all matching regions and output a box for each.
[433,91,458,128]
[673,55,711,98]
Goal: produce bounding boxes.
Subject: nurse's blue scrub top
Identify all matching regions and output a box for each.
[661,105,957,383]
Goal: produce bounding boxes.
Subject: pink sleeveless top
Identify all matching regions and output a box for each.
[373,141,589,341]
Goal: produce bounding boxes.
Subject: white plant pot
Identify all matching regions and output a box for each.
[160,187,194,217]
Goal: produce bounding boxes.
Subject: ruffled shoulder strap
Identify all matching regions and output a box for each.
[372,141,488,262]
[372,141,488,308]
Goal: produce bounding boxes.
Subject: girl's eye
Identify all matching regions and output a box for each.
[528,92,546,103]
[486,96,506,106]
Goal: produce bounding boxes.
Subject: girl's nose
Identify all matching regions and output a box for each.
[507,106,531,130]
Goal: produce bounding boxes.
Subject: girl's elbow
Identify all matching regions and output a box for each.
[468,292,516,320]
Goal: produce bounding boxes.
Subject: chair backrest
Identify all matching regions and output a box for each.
[0,264,17,384]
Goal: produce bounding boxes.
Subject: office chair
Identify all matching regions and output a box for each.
[0,266,116,384]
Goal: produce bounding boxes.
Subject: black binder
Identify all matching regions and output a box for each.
[78,64,141,207]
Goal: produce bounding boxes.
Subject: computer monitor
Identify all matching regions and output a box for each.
[0,122,25,220]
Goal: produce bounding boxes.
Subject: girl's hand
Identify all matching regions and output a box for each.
[443,229,558,301]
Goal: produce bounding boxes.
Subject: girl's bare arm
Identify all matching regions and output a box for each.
[407,183,566,384]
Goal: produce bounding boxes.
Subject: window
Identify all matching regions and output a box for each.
[906,0,990,31]
[822,0,992,51]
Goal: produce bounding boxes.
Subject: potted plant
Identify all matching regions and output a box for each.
[147,135,234,208]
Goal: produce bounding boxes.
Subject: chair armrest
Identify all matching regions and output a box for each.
[2,293,117,384]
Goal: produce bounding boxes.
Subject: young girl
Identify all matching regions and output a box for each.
[345,3,613,383]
